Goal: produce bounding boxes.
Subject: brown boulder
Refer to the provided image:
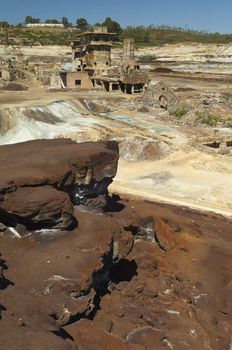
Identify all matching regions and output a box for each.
[113,230,134,260]
[0,139,118,193]
[0,186,74,230]
[154,218,177,251]
[0,139,119,231]
[126,326,165,348]
[64,319,144,350]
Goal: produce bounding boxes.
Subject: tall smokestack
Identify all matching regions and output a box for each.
[123,38,135,62]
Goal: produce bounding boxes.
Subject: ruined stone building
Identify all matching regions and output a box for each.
[71,26,113,71]
[120,38,148,93]
[143,81,179,108]
[54,26,148,93]
[58,26,117,91]
[0,57,25,84]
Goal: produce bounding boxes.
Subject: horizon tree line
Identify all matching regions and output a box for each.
[1,17,232,46]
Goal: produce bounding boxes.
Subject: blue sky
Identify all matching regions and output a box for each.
[0,0,232,33]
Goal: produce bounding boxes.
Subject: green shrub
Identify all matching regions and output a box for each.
[169,106,188,117]
[139,54,157,62]
[196,112,222,126]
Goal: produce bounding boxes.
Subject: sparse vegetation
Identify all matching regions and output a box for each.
[169,106,188,118]
[24,16,40,24]
[121,25,232,46]
[0,27,75,46]
[102,17,122,40]
[76,18,89,31]
[139,54,157,62]
[2,21,232,46]
[196,112,222,126]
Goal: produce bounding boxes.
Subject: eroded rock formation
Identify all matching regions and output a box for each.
[0,138,119,231]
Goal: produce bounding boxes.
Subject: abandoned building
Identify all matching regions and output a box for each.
[143,81,179,108]
[60,25,117,91]
[120,38,148,93]
[71,26,114,72]
[0,57,25,83]
[50,26,149,93]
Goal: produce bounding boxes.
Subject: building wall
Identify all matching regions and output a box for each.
[144,82,179,107]
[50,75,62,89]
[84,47,111,68]
[92,49,111,67]
[123,38,135,61]
[73,45,112,68]
[66,72,93,89]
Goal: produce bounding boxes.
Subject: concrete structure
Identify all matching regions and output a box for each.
[120,71,148,94]
[49,74,62,89]
[51,26,149,93]
[60,71,93,89]
[123,38,135,60]
[119,38,148,94]
[71,26,115,74]
[68,26,118,90]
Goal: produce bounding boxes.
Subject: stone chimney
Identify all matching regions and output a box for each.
[123,38,135,62]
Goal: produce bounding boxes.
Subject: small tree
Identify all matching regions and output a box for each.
[76,18,88,31]
[62,17,70,27]
[24,16,40,24]
[0,21,10,28]
[102,17,122,39]
[45,19,60,24]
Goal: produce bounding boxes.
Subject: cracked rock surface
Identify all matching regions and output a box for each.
[0,200,232,350]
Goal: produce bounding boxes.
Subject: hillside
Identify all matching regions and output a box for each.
[0,27,76,46]
[1,25,232,46]
[121,26,232,47]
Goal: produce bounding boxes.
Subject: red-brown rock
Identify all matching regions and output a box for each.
[0,186,74,230]
[154,218,177,251]
[126,326,165,348]
[0,139,118,192]
[0,139,119,230]
[64,319,144,350]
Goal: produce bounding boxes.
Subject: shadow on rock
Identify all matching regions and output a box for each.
[0,304,6,319]
[105,194,125,213]
[109,259,138,284]
[0,255,14,290]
